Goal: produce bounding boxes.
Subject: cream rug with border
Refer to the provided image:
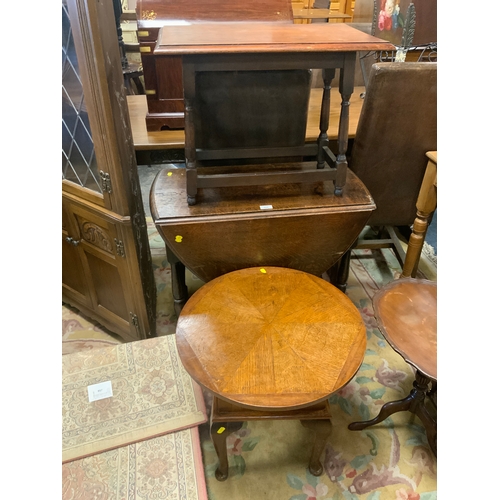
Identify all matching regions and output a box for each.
[62,335,207,463]
[62,427,208,500]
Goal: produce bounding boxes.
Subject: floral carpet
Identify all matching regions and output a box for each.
[62,427,208,500]
[62,335,207,463]
[63,220,437,500]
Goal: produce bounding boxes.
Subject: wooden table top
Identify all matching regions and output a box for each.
[151,165,375,222]
[291,8,352,20]
[155,23,394,55]
[127,86,366,150]
[373,278,437,380]
[176,267,367,410]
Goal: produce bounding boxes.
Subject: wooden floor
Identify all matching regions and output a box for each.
[127,86,366,151]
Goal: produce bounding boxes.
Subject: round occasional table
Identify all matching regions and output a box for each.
[175,266,367,480]
[348,278,437,455]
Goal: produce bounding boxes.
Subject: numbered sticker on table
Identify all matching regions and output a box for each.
[87,381,113,403]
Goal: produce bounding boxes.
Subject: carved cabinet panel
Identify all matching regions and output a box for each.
[63,196,152,342]
[62,203,93,308]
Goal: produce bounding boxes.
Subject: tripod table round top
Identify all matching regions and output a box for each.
[373,278,437,380]
[175,266,367,411]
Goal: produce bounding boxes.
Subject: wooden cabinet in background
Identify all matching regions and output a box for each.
[136,0,294,131]
[63,0,156,342]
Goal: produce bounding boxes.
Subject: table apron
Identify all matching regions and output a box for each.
[181,51,356,72]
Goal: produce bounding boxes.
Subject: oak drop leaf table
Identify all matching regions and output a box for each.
[175,267,367,480]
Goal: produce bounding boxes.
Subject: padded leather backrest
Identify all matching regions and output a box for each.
[350,62,437,227]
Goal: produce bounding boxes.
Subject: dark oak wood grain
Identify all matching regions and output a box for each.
[137,0,293,25]
[151,165,375,285]
[155,22,393,204]
[126,87,366,151]
[155,22,395,54]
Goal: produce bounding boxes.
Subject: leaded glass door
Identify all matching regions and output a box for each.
[62,0,156,341]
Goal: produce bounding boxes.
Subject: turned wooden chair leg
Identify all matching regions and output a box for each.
[401,153,437,278]
[210,421,244,481]
[301,419,333,476]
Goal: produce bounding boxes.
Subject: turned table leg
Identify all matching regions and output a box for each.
[165,246,188,316]
[316,68,336,171]
[210,421,244,481]
[183,75,198,205]
[334,53,356,196]
[301,419,333,476]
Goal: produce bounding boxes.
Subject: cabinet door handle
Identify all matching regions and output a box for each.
[65,236,81,246]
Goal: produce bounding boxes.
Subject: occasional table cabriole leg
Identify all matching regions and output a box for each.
[300,419,333,476]
[210,421,244,481]
[348,371,436,456]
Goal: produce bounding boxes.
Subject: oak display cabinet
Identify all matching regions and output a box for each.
[62,0,156,342]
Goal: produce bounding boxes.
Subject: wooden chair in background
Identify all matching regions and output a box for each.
[329,61,437,289]
[401,151,437,278]
[348,150,437,456]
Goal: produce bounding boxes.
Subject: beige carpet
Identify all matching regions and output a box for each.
[63,427,208,500]
[62,335,207,463]
[62,338,120,355]
[63,220,438,499]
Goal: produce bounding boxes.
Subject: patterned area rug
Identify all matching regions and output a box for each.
[62,427,208,500]
[63,220,437,500]
[422,242,437,267]
[62,338,120,356]
[62,335,207,463]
